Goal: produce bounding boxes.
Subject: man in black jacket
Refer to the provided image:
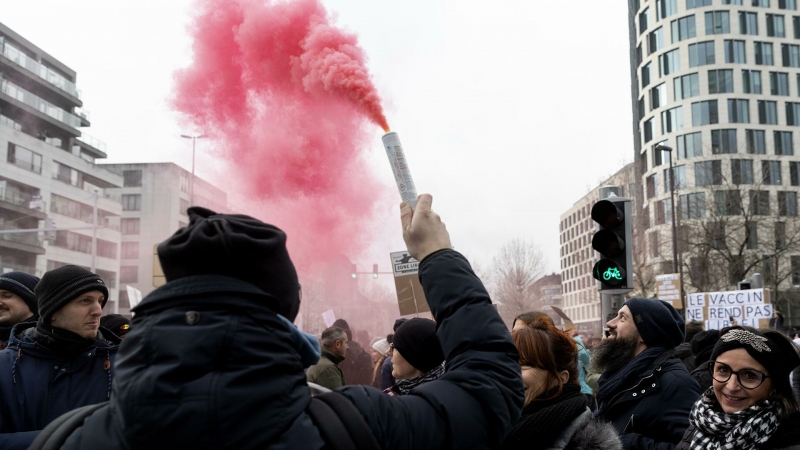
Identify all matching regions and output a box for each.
[48,195,523,449]
[592,298,701,450]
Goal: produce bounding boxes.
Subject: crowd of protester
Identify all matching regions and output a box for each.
[1,195,800,449]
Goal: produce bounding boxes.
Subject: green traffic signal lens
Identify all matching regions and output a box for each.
[592,260,626,286]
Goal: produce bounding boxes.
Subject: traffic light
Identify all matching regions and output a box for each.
[591,196,633,293]
[351,264,357,279]
[372,264,379,279]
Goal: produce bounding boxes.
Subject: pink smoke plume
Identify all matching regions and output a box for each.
[173,0,393,269]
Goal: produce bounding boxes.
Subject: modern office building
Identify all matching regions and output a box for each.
[529,273,564,326]
[104,163,229,308]
[560,163,636,335]
[629,0,800,320]
[0,22,124,311]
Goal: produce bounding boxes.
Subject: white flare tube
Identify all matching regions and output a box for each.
[382,131,418,209]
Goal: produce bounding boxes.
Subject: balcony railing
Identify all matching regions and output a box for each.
[0,224,43,247]
[0,188,46,212]
[0,79,82,128]
[76,133,106,152]
[7,155,42,174]
[0,39,81,98]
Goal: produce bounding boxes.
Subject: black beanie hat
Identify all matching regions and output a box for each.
[156,207,300,321]
[100,314,130,337]
[624,297,685,348]
[392,318,444,373]
[0,271,39,315]
[332,319,352,340]
[691,329,721,367]
[35,265,108,323]
[711,327,800,382]
[393,318,408,332]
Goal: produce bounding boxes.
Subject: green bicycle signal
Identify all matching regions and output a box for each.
[592,260,626,287]
[603,267,622,281]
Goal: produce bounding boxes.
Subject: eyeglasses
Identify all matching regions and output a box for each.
[708,361,770,390]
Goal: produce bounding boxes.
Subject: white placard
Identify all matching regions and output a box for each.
[686,307,703,321]
[744,303,773,320]
[686,293,706,307]
[322,309,336,328]
[707,289,766,306]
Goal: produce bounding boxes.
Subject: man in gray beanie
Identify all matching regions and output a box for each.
[0,265,120,449]
[591,298,701,449]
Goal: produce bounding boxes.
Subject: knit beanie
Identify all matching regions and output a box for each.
[35,265,108,323]
[100,314,131,337]
[372,338,390,356]
[691,330,721,367]
[156,207,301,321]
[0,271,39,315]
[393,318,408,332]
[392,318,444,373]
[623,297,685,348]
[711,327,800,382]
[332,319,352,340]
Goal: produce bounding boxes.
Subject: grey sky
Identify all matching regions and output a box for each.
[2,1,634,273]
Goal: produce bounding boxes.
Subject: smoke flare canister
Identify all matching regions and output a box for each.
[382,132,418,209]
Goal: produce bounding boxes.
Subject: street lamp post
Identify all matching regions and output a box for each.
[180,134,207,206]
[656,144,680,277]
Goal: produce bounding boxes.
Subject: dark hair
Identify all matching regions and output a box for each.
[512,318,578,405]
[684,321,704,343]
[513,311,554,329]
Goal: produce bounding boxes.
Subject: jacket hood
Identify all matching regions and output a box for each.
[109,275,313,449]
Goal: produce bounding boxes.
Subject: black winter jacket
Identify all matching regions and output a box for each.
[676,410,800,450]
[56,249,523,450]
[596,352,703,450]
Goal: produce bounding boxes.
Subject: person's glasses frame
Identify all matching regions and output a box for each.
[708,360,770,389]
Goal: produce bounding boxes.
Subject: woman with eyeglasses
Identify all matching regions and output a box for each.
[497,318,622,450]
[676,326,800,450]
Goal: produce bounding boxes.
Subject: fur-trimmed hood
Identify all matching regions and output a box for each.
[551,409,622,450]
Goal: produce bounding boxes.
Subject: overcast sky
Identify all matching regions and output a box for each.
[2,1,634,274]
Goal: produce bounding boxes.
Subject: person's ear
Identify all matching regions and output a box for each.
[559,370,569,384]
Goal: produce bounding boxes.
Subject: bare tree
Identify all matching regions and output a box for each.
[488,239,547,327]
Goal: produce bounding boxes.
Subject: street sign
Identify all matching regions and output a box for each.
[390,251,430,316]
[655,273,683,309]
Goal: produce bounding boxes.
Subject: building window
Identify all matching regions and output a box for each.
[675,73,701,100]
[767,14,787,36]
[769,72,790,96]
[640,7,651,34]
[52,231,117,259]
[121,218,141,235]
[654,141,668,167]
[693,100,719,125]
[688,0,713,7]
[750,190,771,215]
[723,0,743,4]
[681,192,707,219]
[7,143,42,174]
[672,15,697,43]
[677,132,703,159]
[747,223,759,250]
[647,173,659,199]
[666,165,687,190]
[180,175,190,194]
[732,159,755,184]
[648,27,664,55]
[739,12,759,35]
[660,49,681,76]
[52,162,79,187]
[715,190,743,215]
[763,160,783,184]
[662,106,684,133]
[788,102,800,125]
[638,97,646,120]
[728,99,750,123]
[753,0,771,6]
[743,69,763,93]
[179,198,189,215]
[650,232,660,258]
[651,83,667,110]
[644,118,654,143]
[121,242,139,259]
[783,44,800,67]
[781,0,797,8]
[712,129,738,153]
[689,41,716,66]
[120,266,138,284]
[790,161,800,185]
[746,129,767,154]
[122,194,141,211]
[794,16,800,38]
[696,160,723,186]
[792,256,800,285]
[708,69,733,94]
[758,100,778,125]
[657,199,674,224]
[706,11,731,34]
[775,131,794,155]
[755,42,774,65]
[642,63,652,89]
[724,40,747,63]
[123,170,142,187]
[779,191,798,215]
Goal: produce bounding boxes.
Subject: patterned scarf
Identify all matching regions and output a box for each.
[385,364,445,396]
[689,387,782,450]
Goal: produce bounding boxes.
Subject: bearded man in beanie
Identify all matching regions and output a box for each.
[0,265,119,449]
[40,197,523,450]
[591,298,701,449]
[385,317,445,396]
[0,271,39,350]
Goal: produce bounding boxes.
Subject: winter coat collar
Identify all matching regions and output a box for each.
[6,321,119,359]
[135,274,278,313]
[600,350,680,411]
[321,347,345,365]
